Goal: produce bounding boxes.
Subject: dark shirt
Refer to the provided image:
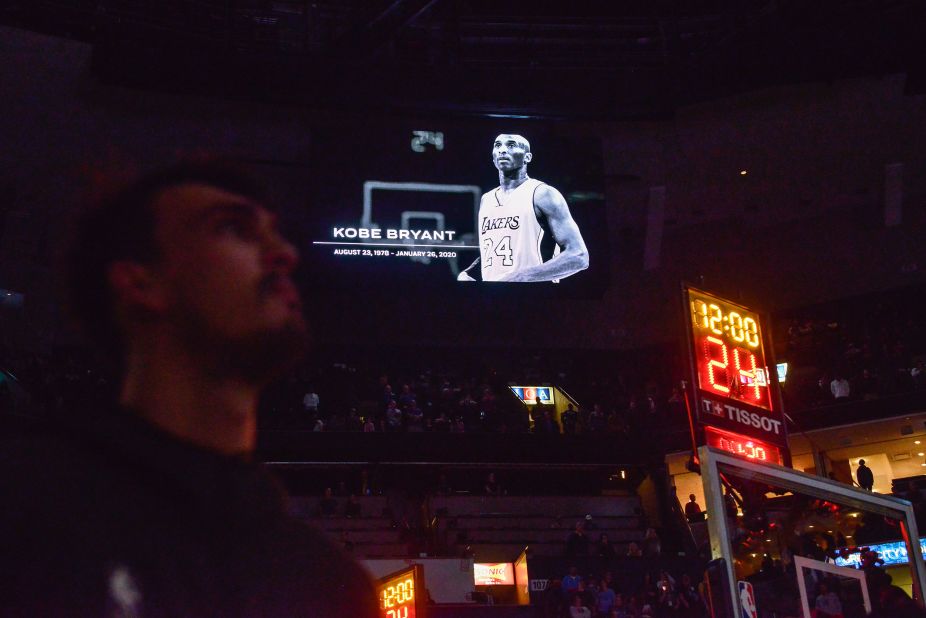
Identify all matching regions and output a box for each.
[685,501,702,520]
[565,531,589,557]
[857,464,874,489]
[0,410,378,617]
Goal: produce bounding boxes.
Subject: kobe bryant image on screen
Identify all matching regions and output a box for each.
[458,134,589,283]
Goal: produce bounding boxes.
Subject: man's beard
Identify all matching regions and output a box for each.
[218,319,309,384]
[178,310,309,385]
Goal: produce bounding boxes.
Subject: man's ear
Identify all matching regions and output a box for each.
[524,152,533,164]
[107,260,167,314]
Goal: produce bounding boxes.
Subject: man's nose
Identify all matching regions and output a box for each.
[264,232,299,272]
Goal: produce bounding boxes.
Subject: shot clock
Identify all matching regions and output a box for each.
[377,565,425,618]
[682,285,789,458]
[689,291,772,411]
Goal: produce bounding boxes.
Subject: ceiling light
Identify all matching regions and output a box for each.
[739,170,748,176]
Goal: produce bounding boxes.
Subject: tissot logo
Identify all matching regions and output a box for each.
[701,397,783,435]
[481,216,520,233]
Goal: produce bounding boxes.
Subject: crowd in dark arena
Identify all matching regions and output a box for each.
[3,1,926,616]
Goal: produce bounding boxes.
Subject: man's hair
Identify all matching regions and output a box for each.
[63,159,264,360]
[496,134,531,152]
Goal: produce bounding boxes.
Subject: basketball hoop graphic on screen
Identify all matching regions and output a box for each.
[361,181,481,277]
[737,581,757,618]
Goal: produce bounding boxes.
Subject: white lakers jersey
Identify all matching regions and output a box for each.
[478,178,547,282]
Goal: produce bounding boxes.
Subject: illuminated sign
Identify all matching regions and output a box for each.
[777,362,788,384]
[834,538,926,568]
[509,386,554,405]
[377,565,424,618]
[474,563,515,586]
[683,286,787,448]
[411,130,445,152]
[704,427,783,465]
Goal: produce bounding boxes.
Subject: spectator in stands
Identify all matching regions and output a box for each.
[344,494,362,518]
[398,384,416,410]
[830,373,851,400]
[0,161,378,615]
[433,411,451,432]
[542,578,567,618]
[626,541,643,558]
[562,403,578,434]
[570,594,592,618]
[857,368,880,400]
[382,383,396,408]
[405,399,424,431]
[385,400,402,431]
[610,594,630,618]
[657,570,679,612]
[534,408,561,434]
[913,360,926,390]
[582,575,600,612]
[484,471,504,496]
[596,579,616,617]
[684,494,702,521]
[813,580,842,618]
[563,566,583,595]
[566,522,590,558]
[319,487,338,517]
[861,549,893,613]
[340,531,354,553]
[588,403,607,433]
[596,533,616,561]
[856,459,874,491]
[362,416,376,432]
[678,574,703,617]
[642,527,661,558]
[871,585,926,618]
[638,573,659,609]
[302,387,319,413]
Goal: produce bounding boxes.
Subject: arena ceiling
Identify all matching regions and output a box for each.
[2,0,923,118]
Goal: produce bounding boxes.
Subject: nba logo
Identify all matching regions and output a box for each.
[737,581,757,618]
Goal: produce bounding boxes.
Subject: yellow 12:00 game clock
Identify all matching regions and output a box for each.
[377,565,425,618]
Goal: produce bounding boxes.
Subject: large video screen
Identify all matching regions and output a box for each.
[302,119,609,296]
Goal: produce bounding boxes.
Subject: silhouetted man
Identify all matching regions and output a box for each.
[0,161,378,615]
[857,459,875,491]
[684,494,703,521]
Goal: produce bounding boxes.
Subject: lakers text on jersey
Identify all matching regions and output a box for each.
[478,178,546,281]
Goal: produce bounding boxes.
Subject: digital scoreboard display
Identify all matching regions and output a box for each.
[377,565,424,618]
[303,122,609,296]
[703,427,783,465]
[683,286,788,451]
[509,386,554,405]
[689,290,771,410]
